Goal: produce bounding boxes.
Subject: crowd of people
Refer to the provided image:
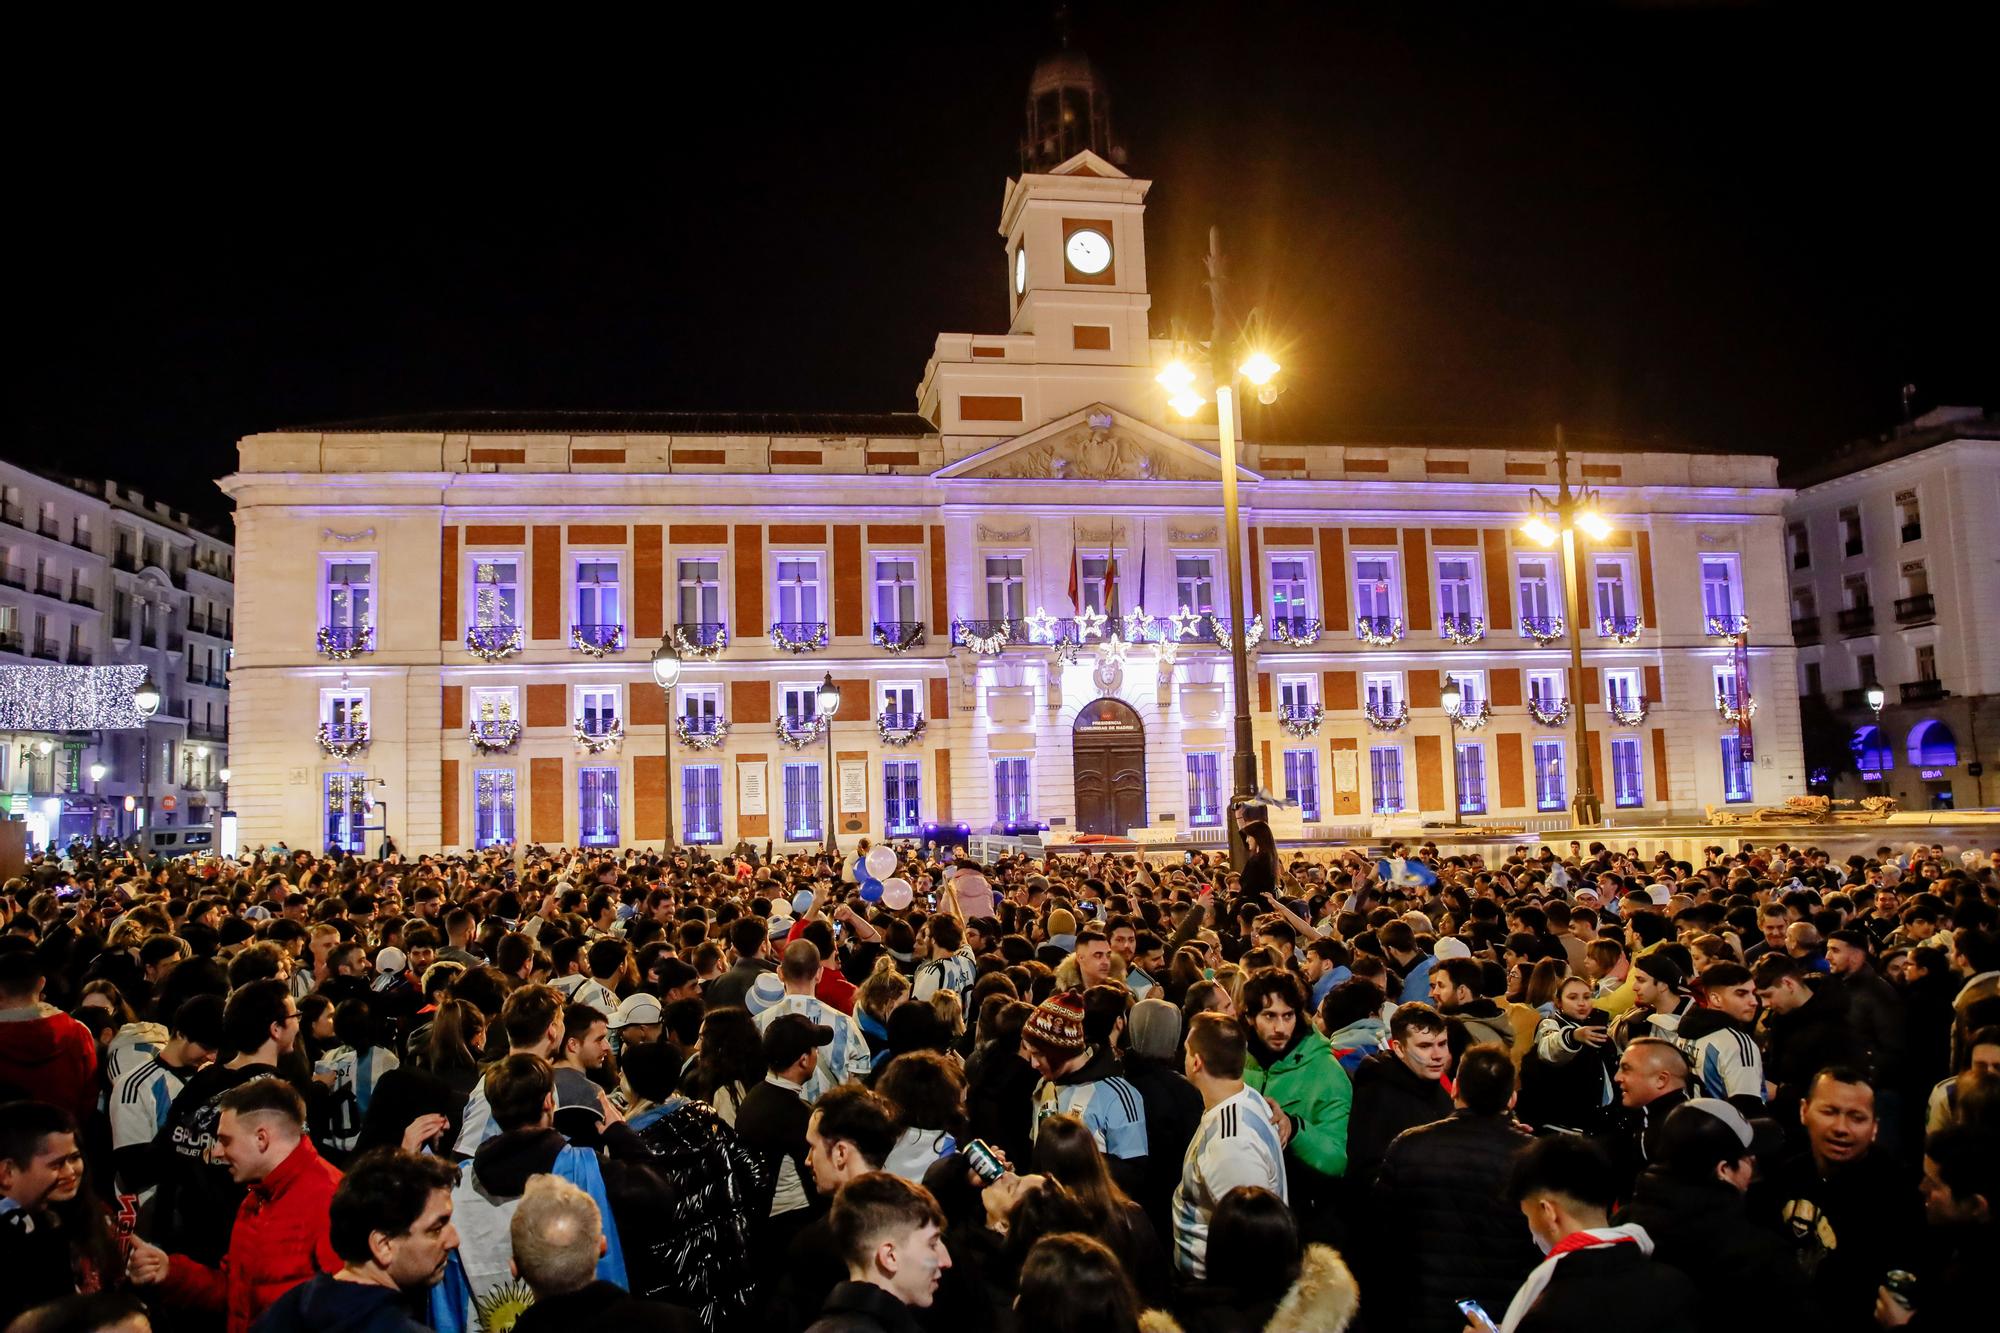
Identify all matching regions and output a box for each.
[1,813,1996,1333]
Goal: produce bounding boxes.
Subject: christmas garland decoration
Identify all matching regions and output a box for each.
[316,722,369,759]
[1599,616,1642,647]
[872,622,925,654]
[1609,698,1648,726]
[1279,703,1324,739]
[877,712,927,747]
[1356,616,1405,646]
[316,625,372,659]
[954,619,1012,657]
[1365,700,1410,732]
[570,625,625,658]
[573,717,624,753]
[770,622,830,654]
[1705,615,1750,639]
[465,623,523,661]
[1207,613,1265,652]
[1447,700,1493,731]
[1715,694,1757,724]
[1051,637,1082,667]
[1270,617,1323,647]
[671,624,728,660]
[1439,614,1487,646]
[1528,698,1572,727]
[675,715,730,751]
[776,715,827,750]
[469,719,522,753]
[1522,616,1566,647]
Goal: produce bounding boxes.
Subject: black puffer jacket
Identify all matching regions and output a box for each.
[1370,1111,1538,1333]
[1345,1050,1453,1184]
[1623,1168,1806,1329]
[1511,1243,1698,1333]
[1516,1011,1615,1132]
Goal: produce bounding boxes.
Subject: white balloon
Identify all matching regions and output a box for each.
[865,845,897,881]
[880,877,913,910]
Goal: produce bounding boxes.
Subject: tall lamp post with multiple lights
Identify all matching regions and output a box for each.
[1156,226,1285,869]
[816,672,841,854]
[650,637,684,849]
[132,671,161,846]
[1519,427,1611,827]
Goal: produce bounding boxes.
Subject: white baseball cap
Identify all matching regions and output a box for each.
[609,993,663,1029]
[1433,937,1473,961]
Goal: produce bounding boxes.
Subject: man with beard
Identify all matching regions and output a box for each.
[1240,969,1350,1232]
[1753,1068,1921,1333]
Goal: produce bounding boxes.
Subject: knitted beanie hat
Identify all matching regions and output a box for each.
[1023,990,1088,1057]
[1047,908,1078,938]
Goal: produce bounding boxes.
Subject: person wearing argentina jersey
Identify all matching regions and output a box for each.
[910,909,976,1003]
[1022,990,1150,1197]
[110,994,224,1201]
[752,939,873,1103]
[1674,961,1767,1116]
[1173,1011,1287,1278]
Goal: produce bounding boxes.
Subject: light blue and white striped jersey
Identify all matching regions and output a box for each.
[1173,1085,1287,1277]
[754,992,874,1104]
[912,947,976,1002]
[1683,1026,1764,1104]
[1032,1067,1150,1161]
[110,1054,186,1151]
[321,1044,400,1153]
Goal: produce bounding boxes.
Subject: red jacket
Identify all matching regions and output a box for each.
[161,1136,343,1333]
[0,1002,98,1123]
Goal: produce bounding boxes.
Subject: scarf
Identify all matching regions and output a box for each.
[1499,1224,1651,1332]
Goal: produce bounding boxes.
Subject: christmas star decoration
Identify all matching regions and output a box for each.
[1169,604,1201,640]
[1123,606,1155,642]
[1075,605,1107,641]
[1097,633,1129,667]
[1025,607,1057,644]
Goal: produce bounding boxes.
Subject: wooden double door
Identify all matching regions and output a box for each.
[1073,697,1147,835]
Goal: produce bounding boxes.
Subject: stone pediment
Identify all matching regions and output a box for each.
[936,405,1257,483]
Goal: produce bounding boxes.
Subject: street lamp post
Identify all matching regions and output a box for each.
[218,766,231,814]
[1440,678,1466,829]
[132,671,161,848]
[1157,226,1285,869]
[89,761,107,840]
[817,672,842,854]
[650,638,684,850]
[1520,426,1611,827]
[1866,685,1887,797]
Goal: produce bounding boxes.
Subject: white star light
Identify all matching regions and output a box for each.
[1123,606,1155,642]
[1076,605,1107,641]
[1025,607,1057,644]
[1097,633,1129,666]
[1169,604,1201,640]
[1152,638,1179,671]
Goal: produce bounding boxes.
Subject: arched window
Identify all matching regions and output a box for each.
[1851,725,1894,770]
[1907,719,1959,768]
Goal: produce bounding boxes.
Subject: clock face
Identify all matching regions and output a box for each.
[1015,246,1027,294]
[1065,228,1112,275]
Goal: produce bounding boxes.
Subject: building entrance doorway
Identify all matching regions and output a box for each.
[1073,698,1146,835]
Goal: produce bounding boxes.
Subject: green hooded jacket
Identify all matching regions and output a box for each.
[1244,1026,1352,1178]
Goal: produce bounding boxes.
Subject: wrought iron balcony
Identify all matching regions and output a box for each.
[1715,690,1756,722]
[0,503,19,526]
[1597,615,1641,641]
[671,622,728,658]
[776,713,828,748]
[69,528,93,552]
[570,622,625,654]
[32,638,60,660]
[68,586,94,608]
[1894,594,1935,625]
[1520,615,1565,644]
[872,621,926,653]
[317,721,370,755]
[1438,612,1485,645]
[1364,699,1409,731]
[186,612,207,634]
[469,718,523,752]
[1355,614,1404,645]
[1791,614,1822,643]
[1279,701,1325,738]
[36,577,63,598]
[318,624,374,657]
[677,714,725,740]
[37,517,61,539]
[769,621,830,653]
[112,549,140,573]
[165,633,185,654]
[1901,521,1923,543]
[1705,614,1751,637]
[878,710,927,745]
[951,618,1029,652]
[1268,615,1322,646]
[66,646,92,665]
[0,564,22,589]
[1839,687,1878,711]
[576,714,622,737]
[465,623,523,659]
[1901,679,1946,704]
[0,630,19,655]
[1836,605,1876,636]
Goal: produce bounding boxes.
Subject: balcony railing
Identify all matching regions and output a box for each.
[186,612,207,634]
[0,631,19,655]
[1894,594,1935,625]
[32,638,61,660]
[68,646,92,665]
[1268,615,1322,646]
[952,618,1030,650]
[68,586,94,608]
[112,550,140,573]
[1791,614,1822,643]
[70,528,93,552]
[1839,687,1877,710]
[1437,612,1485,645]
[770,620,830,653]
[0,564,22,590]
[37,517,61,539]
[165,633,185,653]
[187,722,227,741]
[318,721,370,755]
[1705,614,1751,637]
[1355,614,1404,645]
[1597,614,1641,642]
[1519,614,1565,644]
[878,710,926,743]
[36,577,63,598]
[570,622,625,654]
[1901,521,1922,543]
[469,718,523,752]
[317,624,374,658]
[465,623,523,659]
[872,621,926,653]
[575,714,622,737]
[1836,605,1876,636]
[671,621,728,658]
[0,503,20,526]
[1901,679,1946,704]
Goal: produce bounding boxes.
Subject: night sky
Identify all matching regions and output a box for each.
[12,2,1993,523]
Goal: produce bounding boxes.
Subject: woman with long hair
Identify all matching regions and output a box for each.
[1030,1112,1168,1304]
[1012,1233,1143,1333]
[1517,974,1617,1132]
[878,1050,968,1180]
[1164,944,1209,1006]
[854,958,911,1071]
[1173,1186,1361,1333]
[686,1006,763,1125]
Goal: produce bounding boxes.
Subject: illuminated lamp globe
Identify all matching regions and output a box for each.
[133,673,162,718]
[649,640,684,690]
